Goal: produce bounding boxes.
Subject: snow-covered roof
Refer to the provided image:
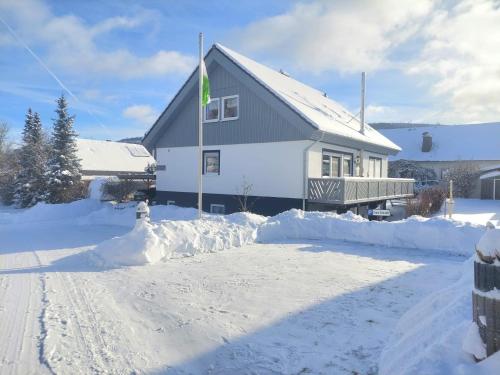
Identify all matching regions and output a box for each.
[480,170,500,180]
[379,124,500,161]
[76,139,155,174]
[215,44,400,152]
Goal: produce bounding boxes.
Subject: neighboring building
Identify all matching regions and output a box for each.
[378,124,500,199]
[76,139,155,180]
[480,164,500,200]
[142,44,414,216]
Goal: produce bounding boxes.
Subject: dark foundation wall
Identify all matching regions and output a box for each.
[155,191,303,217]
[155,191,389,217]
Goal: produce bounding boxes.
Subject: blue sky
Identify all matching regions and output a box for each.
[1,0,499,143]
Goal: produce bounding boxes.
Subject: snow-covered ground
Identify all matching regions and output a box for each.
[0,198,497,374]
[442,198,500,226]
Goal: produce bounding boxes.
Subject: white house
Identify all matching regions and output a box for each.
[142,44,413,216]
[378,123,500,199]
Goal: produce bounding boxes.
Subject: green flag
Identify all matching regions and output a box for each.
[201,60,210,106]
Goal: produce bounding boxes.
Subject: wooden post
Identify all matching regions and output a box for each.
[472,225,500,358]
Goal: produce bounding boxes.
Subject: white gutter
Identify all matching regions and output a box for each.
[302,132,325,210]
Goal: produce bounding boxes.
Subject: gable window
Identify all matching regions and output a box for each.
[210,204,225,214]
[221,95,239,121]
[204,98,219,122]
[322,150,353,177]
[203,150,220,175]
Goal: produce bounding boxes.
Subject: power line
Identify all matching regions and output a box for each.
[0,15,112,137]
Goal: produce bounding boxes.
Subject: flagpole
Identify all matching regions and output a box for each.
[197,32,203,219]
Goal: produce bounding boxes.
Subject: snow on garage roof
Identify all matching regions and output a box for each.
[76,139,155,173]
[214,44,400,152]
[379,123,500,161]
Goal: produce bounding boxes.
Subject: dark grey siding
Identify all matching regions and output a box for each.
[481,178,500,200]
[143,46,397,156]
[155,191,303,216]
[153,57,312,148]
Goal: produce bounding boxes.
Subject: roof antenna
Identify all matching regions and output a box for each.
[360,72,366,134]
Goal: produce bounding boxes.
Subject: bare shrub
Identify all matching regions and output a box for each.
[443,163,480,198]
[234,177,257,212]
[420,186,446,214]
[406,196,431,217]
[406,186,446,217]
[103,179,142,202]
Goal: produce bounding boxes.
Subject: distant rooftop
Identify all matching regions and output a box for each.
[379,123,500,161]
[76,139,155,174]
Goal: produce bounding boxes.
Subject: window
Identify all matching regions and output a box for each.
[322,150,352,177]
[210,204,225,214]
[203,150,220,175]
[221,95,239,120]
[204,98,219,122]
[167,200,176,205]
[369,157,382,178]
[343,156,352,177]
[322,154,331,177]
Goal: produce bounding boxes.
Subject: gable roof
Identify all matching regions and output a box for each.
[379,123,500,161]
[214,44,400,152]
[76,139,155,174]
[143,44,400,153]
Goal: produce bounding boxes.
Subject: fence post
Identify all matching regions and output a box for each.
[468,222,500,360]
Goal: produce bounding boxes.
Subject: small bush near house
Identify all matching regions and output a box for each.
[406,186,446,217]
[420,186,447,214]
[103,180,143,202]
[443,163,479,198]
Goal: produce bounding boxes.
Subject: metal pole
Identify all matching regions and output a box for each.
[360,72,366,135]
[197,33,203,219]
[449,179,453,219]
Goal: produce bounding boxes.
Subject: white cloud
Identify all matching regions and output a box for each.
[123,105,158,126]
[235,0,435,74]
[0,0,195,79]
[407,0,500,123]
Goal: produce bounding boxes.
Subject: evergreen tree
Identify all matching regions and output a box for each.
[46,95,82,203]
[14,109,48,207]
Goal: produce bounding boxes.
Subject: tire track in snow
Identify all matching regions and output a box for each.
[0,250,50,375]
[32,251,56,375]
[45,270,139,373]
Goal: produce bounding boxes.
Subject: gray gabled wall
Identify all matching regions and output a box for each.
[143,45,398,156]
[152,52,313,148]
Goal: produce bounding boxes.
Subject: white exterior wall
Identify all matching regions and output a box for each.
[156,140,309,199]
[307,141,388,178]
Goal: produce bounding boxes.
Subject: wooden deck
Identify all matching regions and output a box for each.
[308,177,415,205]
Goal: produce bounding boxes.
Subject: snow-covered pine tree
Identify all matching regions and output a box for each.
[14,109,48,207]
[46,95,82,203]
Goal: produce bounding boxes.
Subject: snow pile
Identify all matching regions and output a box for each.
[79,202,199,227]
[379,258,500,375]
[0,199,103,225]
[475,223,500,262]
[91,212,265,267]
[257,209,484,256]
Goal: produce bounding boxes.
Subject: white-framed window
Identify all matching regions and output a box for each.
[167,200,176,205]
[210,204,225,214]
[203,150,220,175]
[221,95,239,121]
[368,157,382,178]
[322,150,353,177]
[204,98,220,122]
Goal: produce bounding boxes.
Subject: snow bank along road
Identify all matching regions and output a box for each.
[0,209,465,374]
